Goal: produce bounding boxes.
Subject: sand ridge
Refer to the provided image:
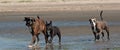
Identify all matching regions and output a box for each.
[0,0,120,12]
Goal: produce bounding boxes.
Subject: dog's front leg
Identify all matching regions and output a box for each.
[93,32,97,41]
[28,35,36,47]
[101,31,105,40]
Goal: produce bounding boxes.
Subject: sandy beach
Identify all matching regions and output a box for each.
[0,0,120,50]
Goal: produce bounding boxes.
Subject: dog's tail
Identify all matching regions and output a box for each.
[100,10,103,21]
[37,15,40,19]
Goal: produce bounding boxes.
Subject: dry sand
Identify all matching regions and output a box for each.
[0,0,120,22]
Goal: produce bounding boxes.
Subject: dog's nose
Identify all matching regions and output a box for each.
[26,24,27,26]
[26,23,29,26]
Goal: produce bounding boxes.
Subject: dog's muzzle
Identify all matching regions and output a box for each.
[26,23,30,26]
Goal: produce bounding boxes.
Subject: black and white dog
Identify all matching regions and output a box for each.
[89,10,110,41]
[46,21,61,43]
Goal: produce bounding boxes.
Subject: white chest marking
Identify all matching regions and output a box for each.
[91,19,96,32]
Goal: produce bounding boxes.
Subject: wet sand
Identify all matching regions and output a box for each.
[0,1,120,50]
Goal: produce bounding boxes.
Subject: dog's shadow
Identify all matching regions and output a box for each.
[45,43,62,50]
[28,45,40,50]
[28,43,62,50]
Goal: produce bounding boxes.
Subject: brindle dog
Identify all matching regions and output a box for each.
[24,16,49,47]
[89,11,110,41]
[46,21,61,43]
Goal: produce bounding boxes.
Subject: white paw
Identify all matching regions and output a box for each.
[46,43,50,45]
[28,45,33,48]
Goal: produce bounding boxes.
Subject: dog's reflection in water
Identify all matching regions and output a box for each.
[45,43,62,50]
[28,43,62,50]
[28,45,40,50]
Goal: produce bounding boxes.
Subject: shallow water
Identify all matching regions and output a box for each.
[1,32,120,50]
[0,21,120,50]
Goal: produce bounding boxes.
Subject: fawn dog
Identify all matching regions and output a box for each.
[24,16,49,47]
[46,21,61,43]
[89,11,110,41]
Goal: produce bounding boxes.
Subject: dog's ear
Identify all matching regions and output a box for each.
[31,19,35,22]
[49,20,52,26]
[24,17,27,21]
[33,19,35,22]
[46,21,48,24]
[89,19,91,22]
[37,15,40,19]
[93,18,97,21]
[89,19,90,21]
[89,19,92,24]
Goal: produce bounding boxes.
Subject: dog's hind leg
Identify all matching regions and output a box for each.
[57,32,61,43]
[106,28,110,40]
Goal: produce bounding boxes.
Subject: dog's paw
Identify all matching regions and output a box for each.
[28,45,33,48]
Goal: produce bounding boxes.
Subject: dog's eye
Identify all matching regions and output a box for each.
[26,19,30,21]
[30,19,32,21]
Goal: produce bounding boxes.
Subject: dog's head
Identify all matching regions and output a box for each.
[24,17,35,27]
[46,21,52,30]
[89,18,97,26]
